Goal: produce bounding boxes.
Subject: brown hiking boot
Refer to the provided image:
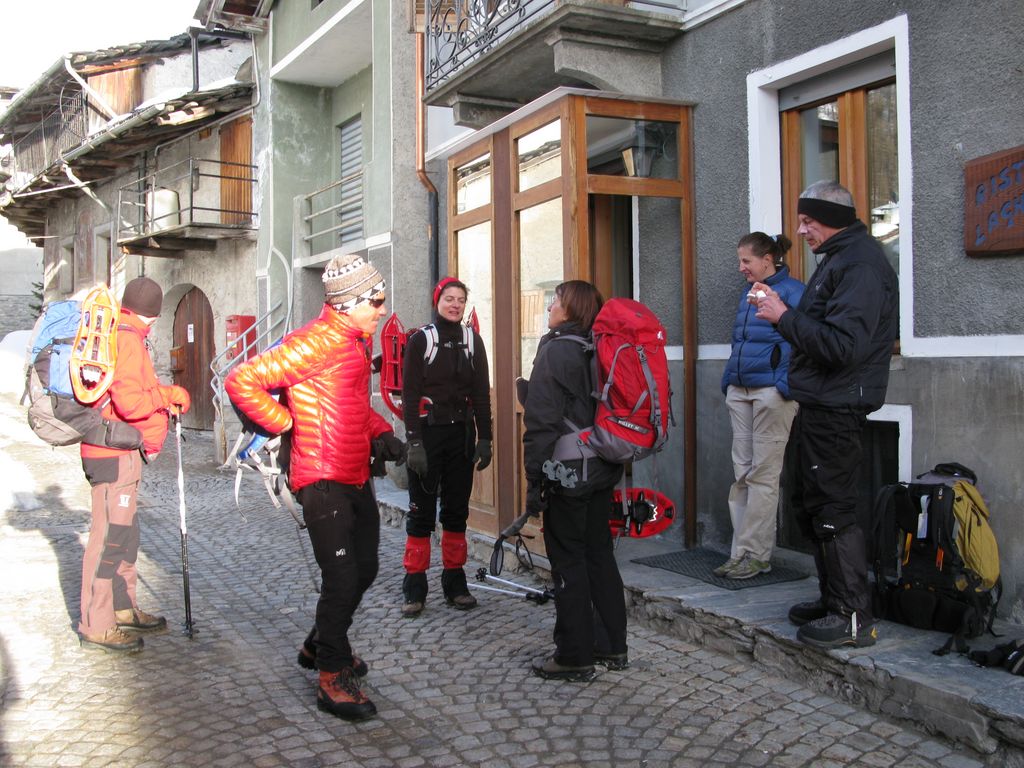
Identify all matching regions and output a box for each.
[114,607,167,633]
[80,627,144,653]
[401,600,425,618]
[317,668,377,721]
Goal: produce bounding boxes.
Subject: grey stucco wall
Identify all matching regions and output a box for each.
[661,0,1024,620]
[664,0,1024,346]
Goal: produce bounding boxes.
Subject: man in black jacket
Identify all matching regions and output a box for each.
[751,180,898,649]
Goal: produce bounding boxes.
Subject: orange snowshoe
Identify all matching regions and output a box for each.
[70,284,120,404]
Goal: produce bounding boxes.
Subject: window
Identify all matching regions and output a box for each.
[94,225,112,286]
[338,116,363,245]
[58,238,74,294]
[780,52,899,278]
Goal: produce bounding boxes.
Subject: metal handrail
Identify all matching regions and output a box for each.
[116,157,257,241]
[300,171,364,256]
[209,248,294,436]
[424,0,686,92]
[209,299,287,427]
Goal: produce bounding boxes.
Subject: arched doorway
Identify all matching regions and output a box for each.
[170,286,215,429]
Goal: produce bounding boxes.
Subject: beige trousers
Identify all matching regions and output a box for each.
[725,385,798,562]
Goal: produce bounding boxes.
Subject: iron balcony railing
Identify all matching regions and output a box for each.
[9,90,89,183]
[424,0,686,93]
[117,157,257,241]
[294,170,365,259]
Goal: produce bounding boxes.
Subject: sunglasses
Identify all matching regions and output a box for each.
[367,296,386,308]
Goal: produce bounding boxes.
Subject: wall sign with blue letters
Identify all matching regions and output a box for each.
[964,145,1024,257]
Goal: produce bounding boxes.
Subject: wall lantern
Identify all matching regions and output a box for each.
[621,121,666,178]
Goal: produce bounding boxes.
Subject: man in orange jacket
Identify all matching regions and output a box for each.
[226,253,403,722]
[79,276,191,653]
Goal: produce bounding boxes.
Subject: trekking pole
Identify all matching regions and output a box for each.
[173,410,195,639]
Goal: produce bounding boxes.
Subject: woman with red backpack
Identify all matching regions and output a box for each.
[522,280,627,681]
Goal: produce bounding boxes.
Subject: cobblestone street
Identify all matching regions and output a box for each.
[0,391,991,767]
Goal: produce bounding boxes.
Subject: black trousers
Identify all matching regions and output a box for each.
[406,421,475,537]
[542,484,627,666]
[298,480,380,672]
[789,405,872,618]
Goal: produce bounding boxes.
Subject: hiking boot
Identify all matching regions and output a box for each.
[441,567,478,611]
[797,612,877,649]
[80,627,144,653]
[712,556,743,577]
[114,607,167,633]
[593,651,629,671]
[445,593,478,610]
[317,668,377,721]
[402,572,427,618]
[401,600,425,618]
[297,643,368,677]
[788,598,829,626]
[531,657,597,682]
[727,555,771,580]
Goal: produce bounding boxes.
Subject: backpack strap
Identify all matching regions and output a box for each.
[422,324,439,365]
[462,324,474,362]
[421,323,475,366]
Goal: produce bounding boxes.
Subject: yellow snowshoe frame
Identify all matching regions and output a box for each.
[70,284,120,404]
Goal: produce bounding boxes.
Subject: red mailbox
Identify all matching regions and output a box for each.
[225,314,256,360]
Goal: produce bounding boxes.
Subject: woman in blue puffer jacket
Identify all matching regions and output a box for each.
[717,233,805,580]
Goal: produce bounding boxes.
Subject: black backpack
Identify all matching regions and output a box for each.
[871,462,1001,655]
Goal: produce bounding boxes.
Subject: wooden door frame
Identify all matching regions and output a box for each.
[447,91,697,546]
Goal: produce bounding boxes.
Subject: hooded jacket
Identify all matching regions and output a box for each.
[80,310,171,458]
[776,221,898,412]
[225,303,392,491]
[721,265,804,397]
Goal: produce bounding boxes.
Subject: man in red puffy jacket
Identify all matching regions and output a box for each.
[79,276,191,654]
[226,253,402,722]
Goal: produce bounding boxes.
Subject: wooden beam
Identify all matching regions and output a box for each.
[143,236,217,252]
[120,245,185,259]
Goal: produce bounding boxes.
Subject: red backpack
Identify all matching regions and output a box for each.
[551,298,672,475]
[588,298,672,462]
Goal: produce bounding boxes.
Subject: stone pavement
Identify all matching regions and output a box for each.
[0,391,1020,767]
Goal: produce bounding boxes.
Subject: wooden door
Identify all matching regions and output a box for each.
[171,287,215,429]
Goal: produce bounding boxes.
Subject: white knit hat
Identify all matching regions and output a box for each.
[322,253,386,311]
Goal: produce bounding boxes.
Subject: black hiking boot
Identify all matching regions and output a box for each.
[441,567,477,610]
[797,612,877,649]
[402,572,428,618]
[297,634,368,676]
[593,651,629,671]
[531,656,597,682]
[788,598,829,626]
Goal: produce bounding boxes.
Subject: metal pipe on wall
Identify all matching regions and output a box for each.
[415,32,439,287]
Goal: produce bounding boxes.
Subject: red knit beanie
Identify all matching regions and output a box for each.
[432,276,464,307]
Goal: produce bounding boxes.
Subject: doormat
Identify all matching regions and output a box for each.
[631,547,809,590]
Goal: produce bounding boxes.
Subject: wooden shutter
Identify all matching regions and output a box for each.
[220,116,253,225]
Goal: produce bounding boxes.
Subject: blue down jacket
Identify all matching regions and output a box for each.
[721,266,805,397]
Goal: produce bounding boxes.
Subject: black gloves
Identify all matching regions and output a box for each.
[473,439,492,471]
[370,432,406,477]
[526,479,547,517]
[407,439,428,476]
